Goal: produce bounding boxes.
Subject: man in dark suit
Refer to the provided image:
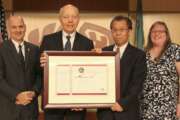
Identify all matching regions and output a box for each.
[97,16,146,120]
[0,16,41,120]
[40,4,94,120]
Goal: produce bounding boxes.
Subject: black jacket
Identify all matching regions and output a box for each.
[0,40,41,120]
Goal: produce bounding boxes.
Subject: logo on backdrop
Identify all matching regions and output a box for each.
[28,22,114,48]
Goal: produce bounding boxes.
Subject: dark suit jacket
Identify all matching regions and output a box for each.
[40,31,94,119]
[40,31,94,52]
[97,43,146,120]
[0,40,41,120]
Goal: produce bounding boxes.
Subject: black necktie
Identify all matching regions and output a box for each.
[19,45,25,71]
[64,35,71,51]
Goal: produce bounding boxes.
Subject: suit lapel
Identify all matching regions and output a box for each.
[72,32,80,51]
[24,41,30,71]
[58,31,64,50]
[7,40,22,66]
[121,43,132,64]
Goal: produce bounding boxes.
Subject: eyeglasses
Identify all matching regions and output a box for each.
[111,29,129,33]
[151,30,166,34]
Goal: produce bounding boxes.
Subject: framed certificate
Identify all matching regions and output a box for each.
[43,51,120,109]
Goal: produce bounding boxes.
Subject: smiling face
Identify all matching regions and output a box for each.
[150,24,167,47]
[59,4,80,34]
[8,16,26,43]
[111,20,130,47]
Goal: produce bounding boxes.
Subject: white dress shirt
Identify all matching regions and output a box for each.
[11,39,25,58]
[62,30,76,50]
[113,42,128,59]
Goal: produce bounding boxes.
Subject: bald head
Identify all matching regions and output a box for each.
[7,15,25,27]
[7,15,26,43]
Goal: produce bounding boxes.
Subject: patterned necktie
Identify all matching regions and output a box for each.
[64,35,71,51]
[19,45,25,71]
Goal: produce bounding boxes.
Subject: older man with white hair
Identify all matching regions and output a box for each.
[40,4,94,120]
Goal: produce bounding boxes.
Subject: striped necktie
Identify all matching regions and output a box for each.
[64,35,71,51]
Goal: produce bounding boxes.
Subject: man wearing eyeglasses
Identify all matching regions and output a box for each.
[97,15,147,120]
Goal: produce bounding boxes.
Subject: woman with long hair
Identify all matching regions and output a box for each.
[140,21,180,119]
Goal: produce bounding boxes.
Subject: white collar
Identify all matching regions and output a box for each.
[62,30,76,38]
[11,39,25,57]
[114,42,128,58]
[62,31,76,49]
[11,39,24,48]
